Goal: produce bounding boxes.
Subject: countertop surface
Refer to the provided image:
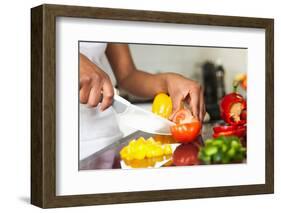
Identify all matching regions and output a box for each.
[80,122,216,169]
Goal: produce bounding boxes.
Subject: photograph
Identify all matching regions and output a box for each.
[78,42,248,170]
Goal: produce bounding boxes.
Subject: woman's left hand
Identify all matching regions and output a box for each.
[165,73,206,122]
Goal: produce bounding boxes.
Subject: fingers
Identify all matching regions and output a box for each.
[189,84,205,122]
[79,54,114,109]
[189,85,200,120]
[86,72,103,107]
[169,93,184,120]
[87,85,102,107]
[79,77,91,104]
[199,87,206,122]
[80,73,114,110]
[100,79,114,111]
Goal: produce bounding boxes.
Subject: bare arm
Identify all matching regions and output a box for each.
[105,44,167,98]
[106,44,205,121]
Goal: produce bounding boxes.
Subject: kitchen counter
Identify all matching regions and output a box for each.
[80,122,216,169]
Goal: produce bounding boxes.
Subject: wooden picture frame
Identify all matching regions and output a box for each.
[31,4,274,208]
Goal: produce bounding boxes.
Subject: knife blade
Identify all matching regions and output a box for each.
[113,95,175,135]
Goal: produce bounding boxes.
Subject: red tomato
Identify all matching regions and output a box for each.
[170,121,201,143]
[173,143,199,166]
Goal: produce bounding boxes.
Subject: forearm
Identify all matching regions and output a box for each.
[118,69,168,98]
[105,44,204,119]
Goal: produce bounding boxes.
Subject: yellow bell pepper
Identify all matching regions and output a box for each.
[152,93,173,119]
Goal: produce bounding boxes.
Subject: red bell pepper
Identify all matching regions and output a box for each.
[220,92,247,126]
[213,125,237,133]
[213,125,246,138]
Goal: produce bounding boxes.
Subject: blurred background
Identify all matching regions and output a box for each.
[100,43,247,128]
[130,44,247,94]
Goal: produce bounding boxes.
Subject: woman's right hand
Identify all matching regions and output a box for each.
[79,53,114,111]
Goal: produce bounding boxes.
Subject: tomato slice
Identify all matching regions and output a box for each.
[172,109,194,124]
[170,121,201,143]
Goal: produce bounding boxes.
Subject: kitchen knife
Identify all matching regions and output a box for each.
[113,94,175,135]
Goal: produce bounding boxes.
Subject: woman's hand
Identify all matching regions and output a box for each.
[79,53,114,111]
[165,73,206,122]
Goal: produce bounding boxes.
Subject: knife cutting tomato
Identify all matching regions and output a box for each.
[170,109,201,143]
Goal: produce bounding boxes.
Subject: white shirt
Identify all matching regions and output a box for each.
[79,42,123,160]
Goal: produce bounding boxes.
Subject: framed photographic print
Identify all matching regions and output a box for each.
[31,4,274,208]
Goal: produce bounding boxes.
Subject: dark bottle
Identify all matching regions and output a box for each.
[215,62,226,101]
[201,61,226,121]
[202,61,220,121]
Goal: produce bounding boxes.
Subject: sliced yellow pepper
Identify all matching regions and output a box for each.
[120,137,173,163]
